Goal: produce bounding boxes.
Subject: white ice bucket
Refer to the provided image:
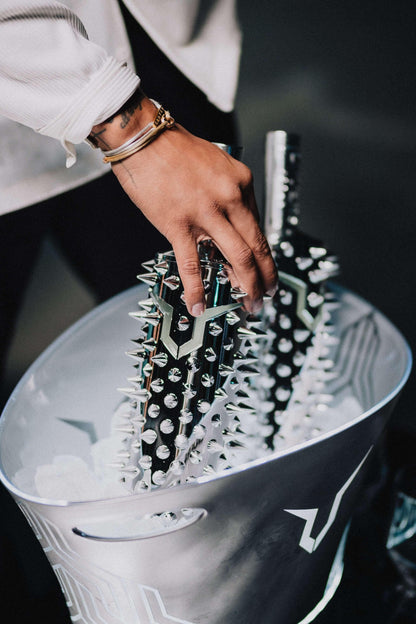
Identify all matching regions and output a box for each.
[0,284,411,624]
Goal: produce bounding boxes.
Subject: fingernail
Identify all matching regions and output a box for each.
[191,302,205,317]
[266,285,278,298]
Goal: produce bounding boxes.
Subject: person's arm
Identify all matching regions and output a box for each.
[0,2,277,315]
[0,1,140,165]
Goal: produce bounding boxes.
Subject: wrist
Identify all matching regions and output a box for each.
[88,88,157,151]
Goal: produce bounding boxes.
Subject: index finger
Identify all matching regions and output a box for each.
[172,238,206,317]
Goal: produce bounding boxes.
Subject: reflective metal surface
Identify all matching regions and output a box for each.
[0,282,411,624]
[264,130,301,246]
[212,143,243,160]
[258,131,340,448]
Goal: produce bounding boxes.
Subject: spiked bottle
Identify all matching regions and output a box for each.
[116,240,266,491]
[259,131,340,449]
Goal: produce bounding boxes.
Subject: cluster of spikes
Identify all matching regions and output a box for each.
[115,241,269,492]
[113,131,340,491]
[254,131,340,450]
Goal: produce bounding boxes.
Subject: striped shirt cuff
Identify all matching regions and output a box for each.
[38,57,140,167]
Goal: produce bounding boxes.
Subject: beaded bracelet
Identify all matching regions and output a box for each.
[101,103,175,164]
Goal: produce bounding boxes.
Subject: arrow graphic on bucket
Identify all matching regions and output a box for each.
[140,585,196,623]
[284,447,372,554]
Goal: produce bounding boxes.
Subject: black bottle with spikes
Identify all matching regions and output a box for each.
[116,240,267,491]
[259,131,339,448]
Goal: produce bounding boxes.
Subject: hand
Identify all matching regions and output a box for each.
[89,93,278,316]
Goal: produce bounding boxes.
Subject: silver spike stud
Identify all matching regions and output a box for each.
[237,326,268,339]
[151,352,168,367]
[142,338,157,352]
[125,348,147,361]
[136,272,159,286]
[219,364,235,377]
[226,310,241,325]
[230,287,248,300]
[129,310,161,326]
[163,275,181,290]
[141,259,156,271]
[138,298,154,312]
[154,260,169,275]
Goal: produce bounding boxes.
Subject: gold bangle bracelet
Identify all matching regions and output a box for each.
[102,106,175,164]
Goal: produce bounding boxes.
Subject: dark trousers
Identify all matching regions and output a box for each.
[0,12,237,623]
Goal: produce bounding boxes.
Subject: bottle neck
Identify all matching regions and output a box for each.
[212,142,243,161]
[264,131,301,246]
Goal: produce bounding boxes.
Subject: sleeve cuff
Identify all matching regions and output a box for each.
[38,57,140,167]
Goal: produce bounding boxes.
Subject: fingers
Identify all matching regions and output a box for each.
[172,239,206,317]
[208,218,273,313]
[225,204,278,298]
[223,161,278,303]
[199,165,277,312]
[172,170,277,315]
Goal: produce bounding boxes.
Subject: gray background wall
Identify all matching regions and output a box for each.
[3,0,415,428]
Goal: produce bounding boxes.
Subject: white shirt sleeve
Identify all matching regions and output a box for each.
[0,1,140,166]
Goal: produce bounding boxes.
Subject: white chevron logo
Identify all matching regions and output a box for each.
[152,293,240,359]
[285,447,372,553]
[140,585,196,623]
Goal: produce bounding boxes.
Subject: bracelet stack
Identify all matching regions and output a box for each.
[102,103,175,164]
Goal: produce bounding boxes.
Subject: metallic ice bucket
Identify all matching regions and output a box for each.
[0,283,411,624]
